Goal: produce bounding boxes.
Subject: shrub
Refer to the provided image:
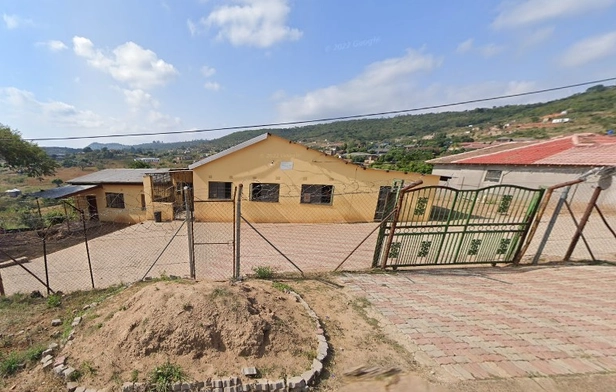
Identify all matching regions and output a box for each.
[253,266,275,279]
[149,361,187,392]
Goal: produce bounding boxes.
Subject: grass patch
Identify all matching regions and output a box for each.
[149,361,188,392]
[253,266,275,279]
[47,293,62,308]
[272,282,292,292]
[350,297,379,328]
[0,343,46,378]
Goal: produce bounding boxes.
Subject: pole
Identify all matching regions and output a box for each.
[235,184,243,279]
[0,270,5,296]
[531,186,571,265]
[564,185,603,261]
[37,199,51,295]
[184,187,195,279]
[81,211,95,289]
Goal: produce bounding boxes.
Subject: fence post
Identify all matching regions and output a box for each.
[0,270,5,296]
[185,187,195,279]
[563,185,603,261]
[81,211,95,289]
[36,199,51,295]
[235,184,243,280]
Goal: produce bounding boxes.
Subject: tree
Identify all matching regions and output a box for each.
[51,178,64,187]
[128,160,152,169]
[0,124,57,178]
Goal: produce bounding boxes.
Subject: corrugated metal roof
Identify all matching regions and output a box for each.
[429,134,616,166]
[188,133,270,169]
[30,184,99,199]
[67,169,170,184]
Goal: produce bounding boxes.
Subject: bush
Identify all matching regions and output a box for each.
[44,210,66,226]
[253,266,275,279]
[149,361,187,392]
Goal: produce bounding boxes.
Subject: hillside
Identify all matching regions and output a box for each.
[40,84,616,154]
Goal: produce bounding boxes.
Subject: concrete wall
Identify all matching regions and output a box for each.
[192,135,440,223]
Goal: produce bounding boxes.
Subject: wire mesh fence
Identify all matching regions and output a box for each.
[0,193,191,296]
[2,170,615,297]
[522,171,616,263]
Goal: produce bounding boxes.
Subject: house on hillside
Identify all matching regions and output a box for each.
[189,133,440,223]
[33,168,193,223]
[428,133,616,195]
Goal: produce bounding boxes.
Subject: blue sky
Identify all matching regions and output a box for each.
[1,0,616,147]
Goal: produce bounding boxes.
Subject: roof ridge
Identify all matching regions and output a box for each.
[454,136,571,163]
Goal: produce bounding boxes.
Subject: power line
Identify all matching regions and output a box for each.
[22,77,616,142]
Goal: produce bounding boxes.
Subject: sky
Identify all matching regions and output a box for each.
[1,0,616,148]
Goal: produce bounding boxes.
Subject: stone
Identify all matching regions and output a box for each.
[195,381,205,389]
[121,382,134,392]
[75,387,87,392]
[172,382,182,391]
[71,317,82,327]
[48,342,59,351]
[301,370,317,385]
[252,379,269,391]
[85,389,98,392]
[180,382,191,390]
[52,319,62,326]
[316,334,326,343]
[311,359,323,375]
[224,387,238,392]
[242,367,257,377]
[42,359,54,370]
[212,379,223,388]
[42,348,53,357]
[63,366,76,379]
[54,365,67,375]
[66,383,79,392]
[41,354,53,364]
[133,383,146,392]
[287,376,306,389]
[54,356,67,367]
[268,380,284,391]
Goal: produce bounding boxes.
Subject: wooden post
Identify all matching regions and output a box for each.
[0,270,5,296]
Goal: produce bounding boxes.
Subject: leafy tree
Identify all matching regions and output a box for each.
[0,124,57,178]
[82,146,93,153]
[51,178,64,187]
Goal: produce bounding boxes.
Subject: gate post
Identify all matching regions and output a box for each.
[184,186,195,279]
[234,184,243,279]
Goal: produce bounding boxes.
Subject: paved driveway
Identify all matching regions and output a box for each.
[341,264,616,381]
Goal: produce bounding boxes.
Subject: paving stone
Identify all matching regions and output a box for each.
[301,370,317,385]
[42,359,54,370]
[74,387,87,392]
[311,359,323,375]
[133,382,146,392]
[242,367,257,377]
[52,319,62,326]
[212,379,223,388]
[84,389,97,392]
[42,348,53,357]
[54,365,67,375]
[71,316,82,327]
[287,376,306,389]
[41,354,53,364]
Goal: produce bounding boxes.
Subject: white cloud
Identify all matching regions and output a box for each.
[456,39,503,58]
[147,110,182,128]
[493,0,615,29]
[2,13,34,29]
[520,26,555,49]
[561,31,616,67]
[201,65,216,77]
[457,39,474,54]
[0,87,104,128]
[122,88,160,110]
[277,49,441,121]
[37,40,68,52]
[204,81,221,91]
[198,0,302,47]
[72,36,178,89]
[187,19,198,36]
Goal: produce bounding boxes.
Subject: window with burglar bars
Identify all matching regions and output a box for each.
[151,173,174,202]
[209,181,232,200]
[250,183,280,202]
[105,192,125,209]
[300,184,333,205]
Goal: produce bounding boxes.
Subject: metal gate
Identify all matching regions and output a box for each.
[374,184,545,268]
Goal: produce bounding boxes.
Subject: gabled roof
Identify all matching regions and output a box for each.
[429,134,616,166]
[188,133,270,169]
[68,169,170,184]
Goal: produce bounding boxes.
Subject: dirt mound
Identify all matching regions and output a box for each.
[60,280,316,389]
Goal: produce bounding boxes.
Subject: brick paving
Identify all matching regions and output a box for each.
[341,265,616,380]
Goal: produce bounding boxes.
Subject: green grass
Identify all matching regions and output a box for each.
[272,282,292,292]
[253,266,275,279]
[149,361,188,392]
[0,343,46,378]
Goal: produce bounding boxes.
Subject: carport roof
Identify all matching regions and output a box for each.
[30,184,99,199]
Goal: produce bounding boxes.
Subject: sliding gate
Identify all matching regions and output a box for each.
[374,185,544,268]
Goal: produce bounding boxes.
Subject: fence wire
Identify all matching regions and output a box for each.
[2,171,615,297]
[523,175,616,263]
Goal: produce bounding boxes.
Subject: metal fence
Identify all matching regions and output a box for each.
[1,168,615,297]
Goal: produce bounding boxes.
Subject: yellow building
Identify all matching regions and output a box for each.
[189,133,440,223]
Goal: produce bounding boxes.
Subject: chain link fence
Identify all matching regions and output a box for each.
[522,169,616,263]
[2,169,615,296]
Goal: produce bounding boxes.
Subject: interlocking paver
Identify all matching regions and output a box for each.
[342,265,616,381]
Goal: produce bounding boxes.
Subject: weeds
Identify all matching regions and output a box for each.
[149,361,187,392]
[210,287,229,299]
[131,369,140,382]
[272,282,292,292]
[0,353,21,377]
[253,266,275,279]
[47,294,62,308]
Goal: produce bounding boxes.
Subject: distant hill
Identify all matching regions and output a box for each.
[44,84,616,154]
